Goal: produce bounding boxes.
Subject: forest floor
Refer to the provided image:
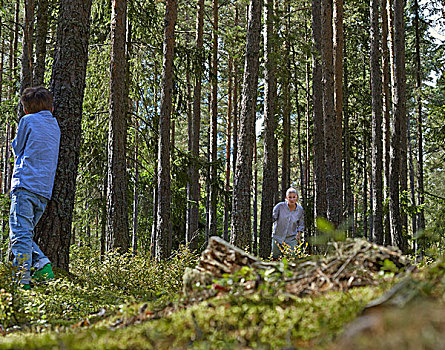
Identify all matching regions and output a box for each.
[0,240,444,349]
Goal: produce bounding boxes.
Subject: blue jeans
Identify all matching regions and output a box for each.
[9,188,50,284]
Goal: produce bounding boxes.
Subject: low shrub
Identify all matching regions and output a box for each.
[69,245,199,299]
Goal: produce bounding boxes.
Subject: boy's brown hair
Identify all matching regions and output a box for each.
[20,86,53,114]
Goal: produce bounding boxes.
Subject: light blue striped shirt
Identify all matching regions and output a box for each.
[272,201,304,242]
[11,110,61,199]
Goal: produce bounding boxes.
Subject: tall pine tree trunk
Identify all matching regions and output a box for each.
[223,55,233,242]
[106,0,129,252]
[18,0,34,119]
[33,0,49,86]
[259,0,278,259]
[34,0,93,270]
[363,138,368,240]
[408,118,417,236]
[389,0,407,252]
[156,0,177,260]
[209,0,219,238]
[252,136,258,254]
[186,0,204,251]
[132,116,139,252]
[414,0,425,237]
[281,0,291,199]
[343,42,353,235]
[231,0,262,250]
[370,0,383,244]
[312,0,326,225]
[333,0,344,223]
[382,0,392,245]
[151,62,159,258]
[323,0,343,227]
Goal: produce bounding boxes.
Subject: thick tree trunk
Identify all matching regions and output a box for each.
[209,0,219,238]
[230,0,262,250]
[389,0,407,252]
[18,0,34,119]
[106,0,129,252]
[312,0,326,224]
[382,0,392,246]
[156,0,177,260]
[370,0,383,244]
[34,0,92,270]
[322,0,343,227]
[259,0,278,259]
[186,0,204,251]
[33,0,49,86]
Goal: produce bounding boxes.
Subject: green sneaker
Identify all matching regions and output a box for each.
[32,263,55,282]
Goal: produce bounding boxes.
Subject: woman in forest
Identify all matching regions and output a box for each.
[271,187,304,259]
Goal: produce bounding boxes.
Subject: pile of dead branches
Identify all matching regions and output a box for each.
[284,239,408,296]
[184,237,409,299]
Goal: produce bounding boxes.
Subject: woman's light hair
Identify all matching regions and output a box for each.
[286,187,299,201]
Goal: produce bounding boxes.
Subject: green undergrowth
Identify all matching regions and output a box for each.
[2,245,444,349]
[0,245,198,332]
[0,284,390,349]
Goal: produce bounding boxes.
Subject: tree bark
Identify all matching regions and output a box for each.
[34,0,92,270]
[186,0,204,251]
[343,42,353,235]
[230,0,262,250]
[333,0,344,224]
[281,0,291,199]
[132,115,139,252]
[363,139,368,240]
[259,0,278,259]
[389,0,407,252]
[232,60,239,179]
[151,61,159,258]
[252,136,258,254]
[381,0,391,246]
[323,0,343,227]
[223,55,233,242]
[18,0,34,119]
[408,117,416,236]
[209,0,219,239]
[414,0,425,237]
[156,0,177,260]
[312,0,327,225]
[370,0,383,244]
[106,0,129,252]
[33,0,49,86]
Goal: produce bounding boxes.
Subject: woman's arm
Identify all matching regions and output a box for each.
[272,202,281,222]
[296,205,304,239]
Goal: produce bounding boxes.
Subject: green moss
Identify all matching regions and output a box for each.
[0,285,388,349]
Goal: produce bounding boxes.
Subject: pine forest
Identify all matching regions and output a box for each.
[0,0,444,348]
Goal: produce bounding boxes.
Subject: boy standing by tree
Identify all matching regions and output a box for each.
[9,86,61,290]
